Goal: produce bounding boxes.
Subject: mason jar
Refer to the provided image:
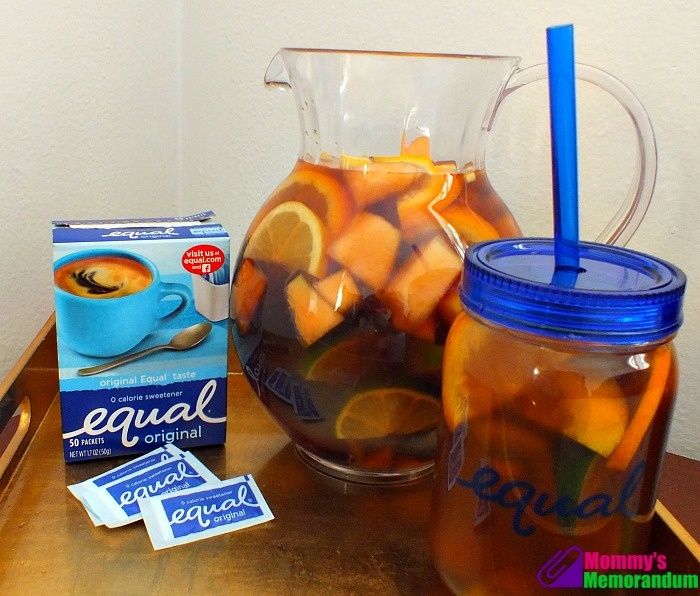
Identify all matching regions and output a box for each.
[430,238,686,595]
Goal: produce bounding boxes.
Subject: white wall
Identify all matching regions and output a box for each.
[2,1,698,458]
[0,1,181,370]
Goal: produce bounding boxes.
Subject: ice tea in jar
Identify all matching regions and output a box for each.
[430,239,685,595]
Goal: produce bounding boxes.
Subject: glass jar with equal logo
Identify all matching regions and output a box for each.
[430,239,686,595]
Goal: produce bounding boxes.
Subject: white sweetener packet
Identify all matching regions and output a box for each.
[68,443,184,526]
[79,450,219,528]
[139,474,274,550]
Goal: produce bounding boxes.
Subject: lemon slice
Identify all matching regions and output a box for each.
[245,201,325,277]
[335,387,440,440]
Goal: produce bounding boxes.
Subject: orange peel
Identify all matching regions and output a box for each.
[607,346,673,470]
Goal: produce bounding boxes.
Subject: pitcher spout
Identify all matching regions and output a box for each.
[264,50,291,89]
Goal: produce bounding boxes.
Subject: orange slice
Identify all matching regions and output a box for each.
[245,201,325,277]
[607,346,673,470]
[285,274,344,347]
[401,134,432,158]
[440,204,501,246]
[460,322,550,404]
[327,212,401,290]
[521,370,629,457]
[251,166,354,238]
[335,387,440,439]
[441,314,480,430]
[396,173,455,238]
[232,258,267,335]
[374,133,436,170]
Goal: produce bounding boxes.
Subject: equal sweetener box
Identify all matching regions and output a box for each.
[52,212,230,462]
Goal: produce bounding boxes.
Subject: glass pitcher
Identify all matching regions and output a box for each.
[231,49,657,484]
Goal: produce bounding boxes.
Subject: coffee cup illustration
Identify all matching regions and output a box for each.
[54,249,192,357]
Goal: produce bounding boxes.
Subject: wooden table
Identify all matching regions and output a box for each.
[0,317,698,594]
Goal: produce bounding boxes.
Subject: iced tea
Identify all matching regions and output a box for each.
[232,141,521,480]
[431,310,679,595]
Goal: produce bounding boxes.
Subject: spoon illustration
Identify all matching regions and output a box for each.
[77,322,213,376]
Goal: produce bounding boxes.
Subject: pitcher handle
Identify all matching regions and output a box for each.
[498,63,657,247]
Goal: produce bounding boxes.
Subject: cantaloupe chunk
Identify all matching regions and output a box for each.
[381,235,462,326]
[285,274,344,347]
[314,270,362,315]
[327,212,401,290]
[391,310,438,342]
[341,135,446,208]
[232,258,267,335]
[342,156,428,207]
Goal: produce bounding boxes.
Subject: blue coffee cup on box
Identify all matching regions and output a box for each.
[54,249,192,357]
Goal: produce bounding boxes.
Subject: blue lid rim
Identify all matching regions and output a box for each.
[461,239,686,344]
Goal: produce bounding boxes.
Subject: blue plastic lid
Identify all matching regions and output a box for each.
[461,239,686,344]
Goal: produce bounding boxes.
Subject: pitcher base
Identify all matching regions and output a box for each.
[295,445,434,485]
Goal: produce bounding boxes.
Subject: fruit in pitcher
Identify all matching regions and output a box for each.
[314,270,362,315]
[246,201,326,277]
[436,281,462,327]
[440,204,500,245]
[335,387,440,440]
[391,143,461,239]
[342,134,436,207]
[251,167,354,238]
[285,274,344,347]
[382,235,462,326]
[232,258,267,335]
[327,212,401,290]
[233,148,523,477]
[396,174,455,239]
[342,155,428,207]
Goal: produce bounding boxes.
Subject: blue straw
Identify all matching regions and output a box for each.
[547,24,581,286]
